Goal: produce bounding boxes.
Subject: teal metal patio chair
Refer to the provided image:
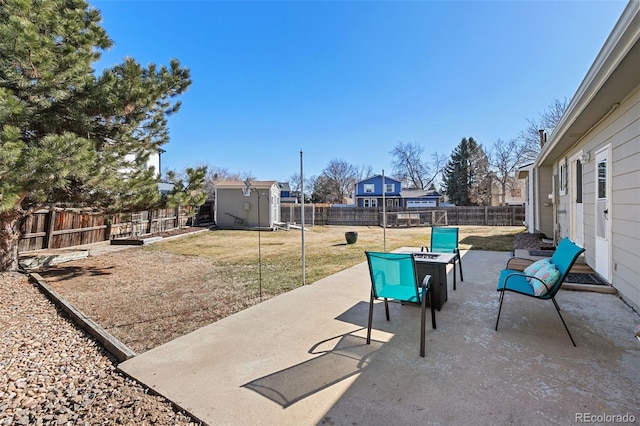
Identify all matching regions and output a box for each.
[495,237,585,346]
[422,226,463,290]
[365,252,436,357]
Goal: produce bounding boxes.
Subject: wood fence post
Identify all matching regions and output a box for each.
[105,215,112,241]
[146,209,153,234]
[45,210,56,249]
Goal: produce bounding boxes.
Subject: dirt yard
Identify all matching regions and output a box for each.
[36,225,525,353]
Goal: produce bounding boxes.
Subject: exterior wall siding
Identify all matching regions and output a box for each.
[559,84,640,310]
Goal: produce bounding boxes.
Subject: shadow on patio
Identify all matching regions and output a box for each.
[118,250,640,425]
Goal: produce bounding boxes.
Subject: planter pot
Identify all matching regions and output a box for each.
[345,231,358,244]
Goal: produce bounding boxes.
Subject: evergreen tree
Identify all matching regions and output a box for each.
[442,137,486,206]
[164,167,208,216]
[0,0,192,270]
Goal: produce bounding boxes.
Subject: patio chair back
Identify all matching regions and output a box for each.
[429,226,459,253]
[424,226,464,289]
[365,251,436,357]
[546,237,585,297]
[366,252,421,303]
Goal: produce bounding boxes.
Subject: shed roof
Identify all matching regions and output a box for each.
[214,180,278,190]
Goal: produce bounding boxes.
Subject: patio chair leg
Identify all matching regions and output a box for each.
[552,298,577,347]
[495,290,505,331]
[367,292,374,344]
[430,288,437,330]
[457,249,463,282]
[420,288,426,357]
[384,298,390,321]
[452,260,457,291]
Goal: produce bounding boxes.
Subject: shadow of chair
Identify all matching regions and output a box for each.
[365,251,436,357]
[495,237,585,346]
[242,331,380,407]
[422,226,463,290]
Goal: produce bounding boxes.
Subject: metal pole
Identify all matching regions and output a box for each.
[382,169,386,252]
[300,150,306,286]
[257,189,262,301]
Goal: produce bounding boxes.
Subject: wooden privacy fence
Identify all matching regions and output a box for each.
[19,207,190,252]
[280,204,524,227]
[20,204,524,251]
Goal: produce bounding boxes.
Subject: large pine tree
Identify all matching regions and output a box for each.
[0,0,192,270]
[442,137,487,206]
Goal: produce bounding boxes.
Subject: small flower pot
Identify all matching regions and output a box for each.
[345,231,358,244]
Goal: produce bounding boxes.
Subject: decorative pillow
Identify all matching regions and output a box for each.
[523,258,551,281]
[531,263,560,296]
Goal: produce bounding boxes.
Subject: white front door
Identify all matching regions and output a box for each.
[594,148,611,281]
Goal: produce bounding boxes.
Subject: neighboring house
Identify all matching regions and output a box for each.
[158,182,174,196]
[146,147,166,179]
[214,180,281,230]
[400,188,442,207]
[517,162,535,227]
[123,147,164,178]
[279,182,299,203]
[521,0,640,311]
[489,177,526,206]
[124,147,173,194]
[354,175,402,207]
[354,175,442,207]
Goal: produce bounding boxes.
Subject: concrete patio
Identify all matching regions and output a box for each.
[118,249,640,425]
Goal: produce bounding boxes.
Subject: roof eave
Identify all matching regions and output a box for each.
[537,0,640,166]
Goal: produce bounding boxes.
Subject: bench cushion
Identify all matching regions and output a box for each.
[523,258,551,281]
[532,263,560,296]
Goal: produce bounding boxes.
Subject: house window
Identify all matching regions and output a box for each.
[597,159,606,199]
[510,188,521,197]
[363,198,377,207]
[559,157,568,195]
[385,183,394,193]
[576,160,582,203]
[363,184,374,193]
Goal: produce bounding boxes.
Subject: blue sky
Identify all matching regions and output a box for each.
[92,0,628,183]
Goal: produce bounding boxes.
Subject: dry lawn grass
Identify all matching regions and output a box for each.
[38,225,524,353]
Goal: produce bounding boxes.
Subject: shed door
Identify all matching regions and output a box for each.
[271,193,280,224]
[594,148,610,281]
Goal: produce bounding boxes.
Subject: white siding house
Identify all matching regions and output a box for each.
[528,0,640,310]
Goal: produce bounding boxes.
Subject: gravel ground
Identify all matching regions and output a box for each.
[512,231,550,250]
[0,272,199,425]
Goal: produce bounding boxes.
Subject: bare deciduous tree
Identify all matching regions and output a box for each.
[518,97,568,163]
[468,147,492,206]
[200,165,254,200]
[356,164,375,181]
[391,141,446,189]
[321,159,359,203]
[490,138,523,206]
